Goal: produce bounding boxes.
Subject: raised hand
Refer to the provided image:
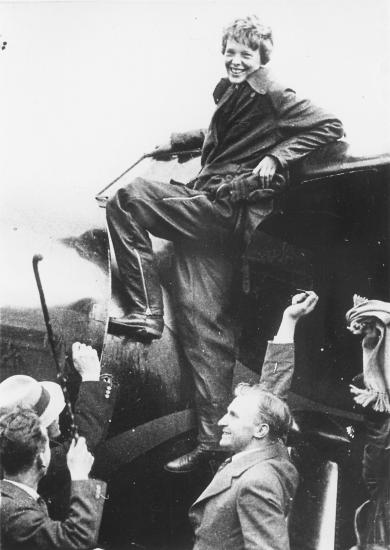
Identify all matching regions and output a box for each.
[66,436,94,480]
[274,291,319,343]
[284,291,319,321]
[72,342,100,381]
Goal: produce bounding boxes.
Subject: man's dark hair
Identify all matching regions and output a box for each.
[0,408,47,475]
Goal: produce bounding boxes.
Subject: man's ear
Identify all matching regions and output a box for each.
[36,453,45,471]
[37,450,49,471]
[47,418,60,439]
[254,423,269,439]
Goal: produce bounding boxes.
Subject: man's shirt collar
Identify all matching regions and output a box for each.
[3,479,40,500]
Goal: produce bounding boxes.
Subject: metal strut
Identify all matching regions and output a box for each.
[32,254,79,440]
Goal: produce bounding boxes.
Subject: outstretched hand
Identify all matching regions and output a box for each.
[284,291,319,320]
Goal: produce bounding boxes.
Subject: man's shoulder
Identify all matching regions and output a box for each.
[238,447,297,487]
[1,481,38,516]
[1,480,28,498]
[241,452,290,474]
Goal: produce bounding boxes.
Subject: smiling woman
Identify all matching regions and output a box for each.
[0,0,389,233]
[222,14,273,82]
[224,40,261,84]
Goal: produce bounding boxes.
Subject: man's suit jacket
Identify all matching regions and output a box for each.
[39,378,117,519]
[1,478,107,550]
[189,342,298,550]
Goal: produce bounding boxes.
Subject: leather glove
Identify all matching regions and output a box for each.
[215,172,288,203]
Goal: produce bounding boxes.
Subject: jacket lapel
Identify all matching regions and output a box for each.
[207,79,235,146]
[193,464,234,504]
[193,442,284,506]
[213,78,230,104]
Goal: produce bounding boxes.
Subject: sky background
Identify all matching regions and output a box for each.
[1,0,390,239]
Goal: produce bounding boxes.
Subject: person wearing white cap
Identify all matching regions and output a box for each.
[0,341,117,520]
[0,375,66,437]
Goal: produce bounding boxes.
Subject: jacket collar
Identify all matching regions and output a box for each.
[214,65,271,104]
[0,479,39,504]
[246,65,270,95]
[2,478,39,500]
[192,441,286,506]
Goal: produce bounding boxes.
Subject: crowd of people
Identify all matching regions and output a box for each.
[2,13,388,550]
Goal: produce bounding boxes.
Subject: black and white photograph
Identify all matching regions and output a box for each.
[1,1,390,548]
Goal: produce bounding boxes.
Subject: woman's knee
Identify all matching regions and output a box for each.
[122,177,150,198]
[106,177,148,217]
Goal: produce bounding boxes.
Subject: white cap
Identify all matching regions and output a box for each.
[0,375,65,428]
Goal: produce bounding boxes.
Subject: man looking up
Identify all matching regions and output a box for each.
[189,291,318,550]
[0,409,107,550]
[106,14,343,472]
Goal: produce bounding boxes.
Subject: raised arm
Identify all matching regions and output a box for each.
[253,86,344,185]
[153,129,207,156]
[259,291,319,399]
[71,342,117,453]
[6,438,107,550]
[41,343,116,516]
[267,87,344,170]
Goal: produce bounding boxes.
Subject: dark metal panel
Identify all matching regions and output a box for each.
[95,409,196,478]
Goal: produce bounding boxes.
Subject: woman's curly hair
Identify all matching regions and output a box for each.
[221,15,273,65]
